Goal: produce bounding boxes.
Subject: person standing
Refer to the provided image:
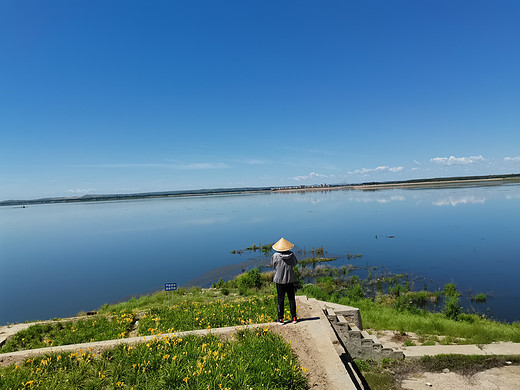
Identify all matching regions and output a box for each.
[271,237,299,325]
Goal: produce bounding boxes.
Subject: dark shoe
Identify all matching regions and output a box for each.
[292,317,298,324]
[277,319,285,325]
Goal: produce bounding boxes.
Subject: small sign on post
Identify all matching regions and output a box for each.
[165,283,177,307]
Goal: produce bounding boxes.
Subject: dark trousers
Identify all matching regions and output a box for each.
[276,283,296,320]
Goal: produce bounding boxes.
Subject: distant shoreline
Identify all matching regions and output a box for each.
[276,177,512,193]
[1,174,519,206]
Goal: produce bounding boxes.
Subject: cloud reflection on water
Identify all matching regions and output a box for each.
[433,195,487,207]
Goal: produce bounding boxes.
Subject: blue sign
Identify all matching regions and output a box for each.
[165,283,177,291]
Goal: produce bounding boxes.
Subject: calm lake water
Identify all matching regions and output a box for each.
[1,183,520,324]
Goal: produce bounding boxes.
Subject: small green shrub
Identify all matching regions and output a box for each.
[220,287,230,295]
[388,283,408,297]
[212,278,225,288]
[443,283,460,298]
[475,293,487,303]
[316,276,336,294]
[442,297,462,320]
[393,291,429,314]
[346,284,365,301]
[237,268,262,291]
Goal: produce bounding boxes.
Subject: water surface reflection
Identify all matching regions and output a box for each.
[1,184,519,324]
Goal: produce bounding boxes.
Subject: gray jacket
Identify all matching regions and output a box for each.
[271,251,298,284]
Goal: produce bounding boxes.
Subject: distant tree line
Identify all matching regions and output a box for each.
[1,174,518,207]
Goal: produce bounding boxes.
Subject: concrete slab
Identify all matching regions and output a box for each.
[403,341,520,359]
[482,342,520,355]
[403,344,485,358]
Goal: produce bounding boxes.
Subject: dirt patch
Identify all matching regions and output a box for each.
[370,329,454,348]
[401,365,520,389]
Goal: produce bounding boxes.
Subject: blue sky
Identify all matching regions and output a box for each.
[1,1,519,200]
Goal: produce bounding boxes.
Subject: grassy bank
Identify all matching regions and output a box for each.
[0,329,307,390]
[300,279,520,345]
[2,267,520,389]
[3,267,520,353]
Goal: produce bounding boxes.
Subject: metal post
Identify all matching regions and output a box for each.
[165,283,177,308]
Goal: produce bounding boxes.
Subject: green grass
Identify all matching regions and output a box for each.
[0,329,307,390]
[138,296,277,335]
[0,312,136,353]
[1,294,284,354]
[97,286,214,315]
[338,297,520,344]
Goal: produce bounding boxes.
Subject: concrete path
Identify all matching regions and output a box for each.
[293,296,361,390]
[403,342,520,359]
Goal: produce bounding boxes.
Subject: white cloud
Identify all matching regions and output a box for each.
[348,166,404,175]
[430,155,485,166]
[73,162,229,170]
[232,158,272,166]
[243,159,267,165]
[73,163,168,168]
[505,156,520,162]
[293,172,328,181]
[68,188,96,194]
[176,162,228,170]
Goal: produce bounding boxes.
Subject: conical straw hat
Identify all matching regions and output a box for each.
[272,237,294,252]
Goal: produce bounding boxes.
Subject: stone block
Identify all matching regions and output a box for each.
[381,348,394,358]
[348,330,361,340]
[348,323,360,332]
[337,315,349,326]
[336,309,363,330]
